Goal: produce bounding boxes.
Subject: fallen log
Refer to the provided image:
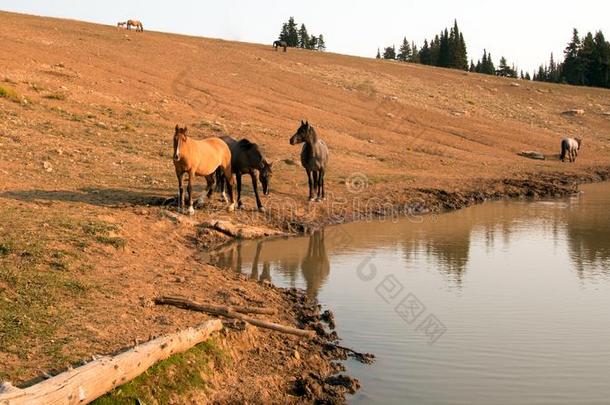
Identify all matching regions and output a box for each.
[156,296,276,315]
[155,296,315,338]
[0,320,222,405]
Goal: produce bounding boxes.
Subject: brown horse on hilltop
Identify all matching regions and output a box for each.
[173,125,235,214]
[127,20,144,32]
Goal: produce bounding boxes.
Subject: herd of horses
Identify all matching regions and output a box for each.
[173,121,580,215]
[173,121,327,214]
[117,20,144,32]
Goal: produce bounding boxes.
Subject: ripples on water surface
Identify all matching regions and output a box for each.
[209,183,610,404]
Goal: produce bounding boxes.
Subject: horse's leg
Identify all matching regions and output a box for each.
[319,168,325,201]
[236,171,243,209]
[206,175,214,199]
[306,169,313,201]
[312,171,320,200]
[223,166,236,212]
[186,172,195,215]
[177,171,185,213]
[251,172,264,211]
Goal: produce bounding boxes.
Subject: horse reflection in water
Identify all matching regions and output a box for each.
[211,230,330,298]
[300,230,330,298]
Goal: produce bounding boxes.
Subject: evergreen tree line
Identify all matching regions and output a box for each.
[533,29,610,88]
[377,20,467,70]
[278,17,326,51]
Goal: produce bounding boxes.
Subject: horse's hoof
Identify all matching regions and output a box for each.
[258,206,266,213]
[309,197,315,202]
[187,206,195,216]
[228,204,236,212]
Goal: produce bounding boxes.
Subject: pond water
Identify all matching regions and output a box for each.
[210,183,610,405]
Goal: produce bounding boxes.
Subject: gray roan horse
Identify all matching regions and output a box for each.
[560,137,582,162]
[273,40,287,52]
[290,121,329,201]
[215,136,273,211]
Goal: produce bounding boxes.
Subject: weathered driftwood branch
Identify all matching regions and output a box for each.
[155,296,275,316]
[155,296,315,338]
[0,320,222,405]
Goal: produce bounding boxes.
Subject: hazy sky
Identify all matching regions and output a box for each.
[1,0,609,73]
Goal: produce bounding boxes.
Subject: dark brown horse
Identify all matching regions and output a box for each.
[273,40,287,52]
[290,121,329,201]
[215,136,273,211]
[173,126,235,214]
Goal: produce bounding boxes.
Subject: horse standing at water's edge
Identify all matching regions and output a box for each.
[273,40,287,52]
[173,125,236,214]
[214,136,273,211]
[561,137,582,162]
[290,121,329,201]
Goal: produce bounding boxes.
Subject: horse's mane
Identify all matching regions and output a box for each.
[237,139,259,152]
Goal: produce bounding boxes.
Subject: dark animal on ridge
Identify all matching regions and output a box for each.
[273,40,287,52]
[215,136,273,211]
[289,121,329,201]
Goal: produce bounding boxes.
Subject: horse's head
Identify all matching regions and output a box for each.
[290,121,314,145]
[173,125,188,161]
[259,160,273,196]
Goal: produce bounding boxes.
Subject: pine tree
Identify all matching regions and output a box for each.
[475,59,482,73]
[469,60,476,72]
[562,28,583,85]
[298,24,310,49]
[279,23,289,43]
[419,40,430,65]
[592,31,610,88]
[525,72,531,80]
[485,52,496,75]
[397,37,412,62]
[438,29,450,67]
[535,65,546,81]
[411,41,420,63]
[376,48,381,59]
[286,17,299,47]
[317,34,326,51]
[429,35,441,66]
[580,32,596,86]
[496,57,517,77]
[383,45,396,60]
[309,36,318,50]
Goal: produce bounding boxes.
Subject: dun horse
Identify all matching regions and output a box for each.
[126,20,144,32]
[173,125,235,214]
[273,40,287,52]
[215,136,273,211]
[560,137,582,162]
[290,121,329,201]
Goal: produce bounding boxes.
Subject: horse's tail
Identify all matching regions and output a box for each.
[560,140,567,161]
[215,167,225,193]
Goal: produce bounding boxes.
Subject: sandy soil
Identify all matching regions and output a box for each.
[1,10,610,403]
